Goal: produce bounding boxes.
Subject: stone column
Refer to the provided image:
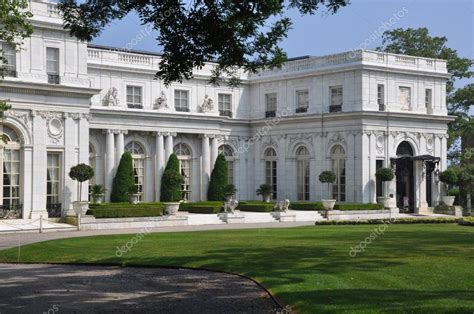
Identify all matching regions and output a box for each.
[416,160,429,214]
[30,111,48,219]
[164,132,174,163]
[210,136,218,171]
[116,130,126,165]
[201,134,210,200]
[155,132,165,201]
[105,130,115,201]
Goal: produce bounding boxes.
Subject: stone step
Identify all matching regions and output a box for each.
[288,210,325,222]
[241,212,279,223]
[186,214,226,226]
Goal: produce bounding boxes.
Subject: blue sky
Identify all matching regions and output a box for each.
[92,0,473,92]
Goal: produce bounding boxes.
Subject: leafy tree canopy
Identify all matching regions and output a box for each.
[58,0,348,86]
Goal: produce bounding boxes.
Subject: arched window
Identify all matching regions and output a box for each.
[331,145,346,202]
[264,147,277,199]
[125,141,145,201]
[296,146,310,201]
[218,145,234,184]
[396,141,414,157]
[174,143,192,193]
[1,125,22,216]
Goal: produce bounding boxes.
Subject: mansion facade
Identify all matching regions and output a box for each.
[0,0,453,219]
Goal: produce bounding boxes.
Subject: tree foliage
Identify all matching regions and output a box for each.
[375,167,394,182]
[377,27,473,162]
[160,153,183,202]
[69,163,94,202]
[439,167,459,186]
[319,171,336,184]
[207,154,228,201]
[111,152,135,202]
[58,0,348,86]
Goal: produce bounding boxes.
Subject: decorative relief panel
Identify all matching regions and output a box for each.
[102,87,120,106]
[5,110,32,130]
[154,91,169,110]
[328,132,346,148]
[376,133,385,155]
[199,95,214,113]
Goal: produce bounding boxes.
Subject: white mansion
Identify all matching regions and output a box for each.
[0,0,452,219]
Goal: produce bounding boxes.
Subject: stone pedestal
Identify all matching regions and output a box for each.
[218,211,245,224]
[271,211,296,222]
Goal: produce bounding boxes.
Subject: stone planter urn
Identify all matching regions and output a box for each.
[321,199,336,211]
[164,202,181,215]
[377,196,391,209]
[128,194,140,205]
[92,194,104,204]
[264,194,271,203]
[442,196,455,206]
[73,201,89,216]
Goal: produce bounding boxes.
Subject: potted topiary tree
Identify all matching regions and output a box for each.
[69,163,95,215]
[319,170,336,210]
[128,184,140,205]
[160,153,183,215]
[375,167,395,208]
[223,184,237,201]
[439,167,459,206]
[90,184,106,204]
[256,183,272,203]
[208,154,228,201]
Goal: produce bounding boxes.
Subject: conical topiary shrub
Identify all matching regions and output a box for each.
[207,154,228,201]
[111,152,135,202]
[160,153,183,202]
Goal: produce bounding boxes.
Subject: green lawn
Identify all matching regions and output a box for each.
[1,224,473,313]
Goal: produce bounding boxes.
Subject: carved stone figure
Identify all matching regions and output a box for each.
[200,94,213,113]
[102,87,120,106]
[154,91,168,110]
[224,199,239,213]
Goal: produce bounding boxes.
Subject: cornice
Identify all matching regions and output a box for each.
[0,80,101,98]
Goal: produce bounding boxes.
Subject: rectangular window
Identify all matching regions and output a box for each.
[330,86,343,112]
[218,93,232,117]
[126,86,143,109]
[377,84,385,111]
[425,88,432,108]
[174,90,189,112]
[399,86,411,110]
[296,90,309,113]
[376,160,383,197]
[2,148,21,209]
[1,43,16,77]
[265,160,277,199]
[46,47,60,84]
[47,153,62,217]
[265,93,277,117]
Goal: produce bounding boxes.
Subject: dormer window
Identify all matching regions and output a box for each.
[296,90,309,113]
[330,86,343,112]
[265,93,277,117]
[1,43,16,77]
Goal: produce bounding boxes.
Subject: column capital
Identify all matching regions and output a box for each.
[103,129,116,135]
[117,129,128,135]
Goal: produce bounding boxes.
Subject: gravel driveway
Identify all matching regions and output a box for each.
[0,263,280,313]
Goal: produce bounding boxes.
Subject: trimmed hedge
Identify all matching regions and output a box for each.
[237,201,275,212]
[160,154,183,202]
[207,154,228,201]
[87,202,165,218]
[315,217,459,225]
[289,202,383,211]
[334,203,384,211]
[290,202,324,211]
[180,201,223,214]
[111,152,135,203]
[459,217,474,226]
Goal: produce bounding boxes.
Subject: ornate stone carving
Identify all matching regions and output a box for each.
[102,87,120,107]
[328,133,346,147]
[426,136,434,154]
[5,110,32,130]
[289,133,313,147]
[376,133,385,154]
[47,117,64,144]
[199,94,214,113]
[154,91,168,110]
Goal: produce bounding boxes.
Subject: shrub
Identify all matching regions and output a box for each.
[160,153,183,202]
[448,188,460,197]
[87,202,165,218]
[459,217,474,226]
[315,217,459,225]
[69,163,94,202]
[375,167,394,182]
[180,201,223,214]
[256,184,272,201]
[91,184,106,196]
[111,152,135,202]
[333,203,384,211]
[207,154,228,201]
[439,167,459,185]
[237,201,274,212]
[290,202,324,211]
[223,184,237,199]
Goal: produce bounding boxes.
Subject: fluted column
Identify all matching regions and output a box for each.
[116,130,126,165]
[105,130,115,201]
[155,132,165,201]
[210,136,218,170]
[164,132,175,163]
[201,134,210,200]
